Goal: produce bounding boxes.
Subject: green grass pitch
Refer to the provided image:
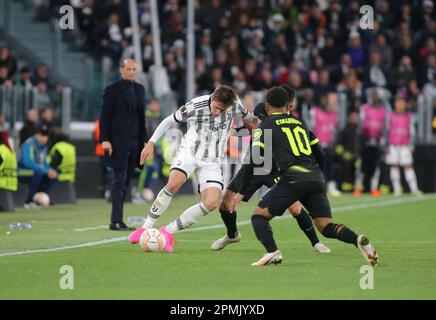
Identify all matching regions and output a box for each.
[1,194,435,299]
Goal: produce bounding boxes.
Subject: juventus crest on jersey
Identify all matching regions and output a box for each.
[173,95,251,161]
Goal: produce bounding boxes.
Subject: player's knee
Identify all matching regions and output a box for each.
[165,181,181,194]
[251,214,267,226]
[219,194,232,212]
[219,201,229,213]
[203,198,219,212]
[288,202,302,217]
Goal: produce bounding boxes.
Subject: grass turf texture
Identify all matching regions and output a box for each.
[0,194,435,299]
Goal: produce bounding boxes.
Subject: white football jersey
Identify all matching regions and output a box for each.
[173,94,251,161]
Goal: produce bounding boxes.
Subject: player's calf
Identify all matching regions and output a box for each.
[319,222,359,246]
[288,203,325,249]
[251,211,277,254]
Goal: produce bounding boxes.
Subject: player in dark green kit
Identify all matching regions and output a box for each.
[213,85,330,254]
[230,87,379,266]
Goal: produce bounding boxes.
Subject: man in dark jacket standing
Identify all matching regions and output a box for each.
[99,59,147,231]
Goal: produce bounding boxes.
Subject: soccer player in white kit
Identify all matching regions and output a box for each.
[128,85,257,252]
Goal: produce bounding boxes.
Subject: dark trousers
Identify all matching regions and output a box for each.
[322,146,335,182]
[361,146,381,191]
[19,171,57,203]
[110,148,136,223]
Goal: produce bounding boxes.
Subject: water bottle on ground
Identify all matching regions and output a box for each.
[127,217,145,224]
[10,223,32,230]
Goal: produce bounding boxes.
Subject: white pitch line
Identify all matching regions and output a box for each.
[0,237,126,257]
[1,194,435,258]
[74,225,108,232]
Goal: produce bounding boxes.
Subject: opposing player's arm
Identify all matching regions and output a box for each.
[239,125,266,194]
[234,97,257,126]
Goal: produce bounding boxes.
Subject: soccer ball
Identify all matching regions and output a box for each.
[139,228,166,252]
[33,192,50,207]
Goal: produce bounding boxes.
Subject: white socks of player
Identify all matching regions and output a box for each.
[405,167,419,193]
[390,166,419,194]
[166,202,210,234]
[390,166,402,194]
[143,186,174,229]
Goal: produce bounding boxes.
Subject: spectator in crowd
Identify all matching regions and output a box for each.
[0,66,11,86]
[76,0,96,51]
[331,53,352,84]
[390,55,417,91]
[18,124,57,208]
[215,48,233,84]
[337,69,363,111]
[39,107,56,128]
[19,110,39,146]
[320,35,340,67]
[313,69,334,100]
[364,51,388,89]
[418,0,435,31]
[34,81,53,108]
[419,54,436,88]
[0,46,17,78]
[18,67,33,90]
[31,64,53,88]
[199,30,214,67]
[369,33,393,71]
[394,35,416,68]
[142,33,153,72]
[95,13,126,64]
[347,31,365,70]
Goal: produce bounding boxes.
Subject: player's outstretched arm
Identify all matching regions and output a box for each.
[140,115,177,164]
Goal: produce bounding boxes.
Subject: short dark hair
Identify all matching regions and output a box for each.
[280,84,296,102]
[254,102,268,121]
[35,124,50,136]
[266,86,288,108]
[212,85,237,107]
[20,66,31,74]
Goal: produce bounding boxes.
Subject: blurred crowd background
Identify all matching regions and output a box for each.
[1,0,436,209]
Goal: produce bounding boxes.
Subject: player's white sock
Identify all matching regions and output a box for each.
[143,186,174,229]
[404,168,419,193]
[390,166,402,194]
[166,202,210,234]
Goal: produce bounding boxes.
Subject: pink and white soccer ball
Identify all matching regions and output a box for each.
[139,228,166,252]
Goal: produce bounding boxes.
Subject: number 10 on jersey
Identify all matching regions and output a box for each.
[281,127,312,156]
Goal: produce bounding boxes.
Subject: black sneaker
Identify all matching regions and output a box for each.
[109,222,135,231]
